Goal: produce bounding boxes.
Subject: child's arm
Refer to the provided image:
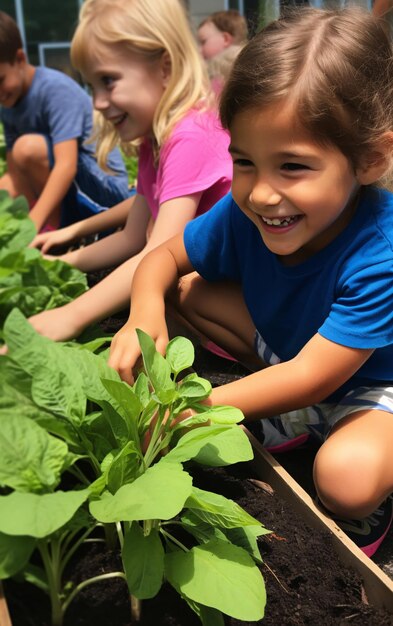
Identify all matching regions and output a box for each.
[26,193,201,342]
[29,139,79,231]
[108,234,374,413]
[30,196,133,253]
[108,232,194,383]
[57,194,151,272]
[206,334,373,421]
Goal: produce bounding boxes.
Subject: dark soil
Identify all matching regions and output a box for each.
[5,462,392,626]
[5,282,393,625]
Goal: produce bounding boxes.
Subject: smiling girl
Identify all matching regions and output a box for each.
[109,8,393,557]
[27,0,231,340]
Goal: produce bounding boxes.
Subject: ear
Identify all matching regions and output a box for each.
[159,51,172,87]
[222,32,234,49]
[14,48,27,65]
[356,132,393,185]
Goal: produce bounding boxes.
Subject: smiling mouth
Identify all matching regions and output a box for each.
[112,113,127,127]
[261,215,302,227]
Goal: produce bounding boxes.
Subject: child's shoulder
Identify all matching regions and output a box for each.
[173,107,226,137]
[32,66,89,101]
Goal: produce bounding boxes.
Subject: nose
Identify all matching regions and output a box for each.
[249,179,281,209]
[93,89,109,112]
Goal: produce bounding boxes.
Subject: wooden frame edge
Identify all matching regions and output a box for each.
[244,427,393,612]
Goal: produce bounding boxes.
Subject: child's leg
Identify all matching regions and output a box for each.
[170,272,264,371]
[314,409,393,518]
[7,134,51,204]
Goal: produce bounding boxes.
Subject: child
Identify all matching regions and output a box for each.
[26,0,232,341]
[197,10,247,96]
[0,10,129,232]
[109,7,393,558]
[197,10,248,60]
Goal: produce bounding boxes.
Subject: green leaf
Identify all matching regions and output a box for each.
[164,424,253,466]
[136,329,175,400]
[165,336,195,376]
[90,462,192,522]
[122,522,164,599]
[185,487,262,529]
[0,532,36,578]
[178,377,212,401]
[165,539,266,620]
[201,405,245,424]
[106,442,141,493]
[0,414,68,492]
[225,525,269,563]
[180,511,228,545]
[100,378,141,441]
[185,598,225,626]
[133,372,150,408]
[0,490,89,538]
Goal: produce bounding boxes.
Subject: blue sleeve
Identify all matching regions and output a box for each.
[183,193,242,281]
[320,258,393,349]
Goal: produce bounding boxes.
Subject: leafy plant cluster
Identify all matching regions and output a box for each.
[0,309,269,626]
[0,191,87,339]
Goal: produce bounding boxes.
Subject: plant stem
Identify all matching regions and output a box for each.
[131,595,142,622]
[62,571,126,616]
[160,528,188,552]
[38,541,64,626]
[104,522,118,551]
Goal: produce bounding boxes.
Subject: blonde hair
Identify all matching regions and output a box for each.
[71,0,210,167]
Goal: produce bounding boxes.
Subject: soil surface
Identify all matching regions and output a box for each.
[5,281,393,625]
[5,463,392,626]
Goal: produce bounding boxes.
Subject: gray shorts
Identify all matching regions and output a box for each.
[250,331,393,451]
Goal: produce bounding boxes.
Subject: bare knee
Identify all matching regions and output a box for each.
[313,441,385,518]
[12,135,48,171]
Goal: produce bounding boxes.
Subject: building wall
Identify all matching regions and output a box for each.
[187,0,227,29]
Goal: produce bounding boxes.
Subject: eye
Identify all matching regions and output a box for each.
[281,162,310,171]
[233,158,254,167]
[101,75,115,87]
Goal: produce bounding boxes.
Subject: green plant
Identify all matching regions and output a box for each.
[0,310,269,625]
[0,191,87,338]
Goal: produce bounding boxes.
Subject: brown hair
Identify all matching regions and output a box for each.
[199,10,248,45]
[220,8,393,177]
[0,11,22,63]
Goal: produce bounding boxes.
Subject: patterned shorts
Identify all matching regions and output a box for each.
[249,331,393,451]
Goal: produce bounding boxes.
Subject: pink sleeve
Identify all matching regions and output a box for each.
[156,124,231,208]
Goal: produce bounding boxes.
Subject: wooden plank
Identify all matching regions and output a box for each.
[245,428,393,612]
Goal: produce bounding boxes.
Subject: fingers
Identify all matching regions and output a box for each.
[0,344,8,356]
[41,239,54,254]
[108,328,140,386]
[29,234,45,249]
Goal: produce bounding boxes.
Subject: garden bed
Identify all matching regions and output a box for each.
[3,273,392,626]
[4,455,393,625]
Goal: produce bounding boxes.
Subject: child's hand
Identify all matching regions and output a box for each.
[108,317,169,386]
[29,225,76,254]
[28,305,84,342]
[142,408,206,454]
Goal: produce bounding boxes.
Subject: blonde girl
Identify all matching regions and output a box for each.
[28,0,231,340]
[109,8,393,557]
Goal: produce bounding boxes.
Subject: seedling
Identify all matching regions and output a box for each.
[1,311,269,625]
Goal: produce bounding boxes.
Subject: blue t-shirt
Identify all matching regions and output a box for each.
[184,187,393,400]
[1,67,128,206]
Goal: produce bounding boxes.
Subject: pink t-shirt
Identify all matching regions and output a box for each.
[136,109,231,219]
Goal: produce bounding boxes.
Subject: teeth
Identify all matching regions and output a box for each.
[113,114,127,125]
[262,216,298,227]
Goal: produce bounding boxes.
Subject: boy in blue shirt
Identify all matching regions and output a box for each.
[0,10,129,232]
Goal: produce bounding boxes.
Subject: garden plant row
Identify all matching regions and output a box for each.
[0,192,268,626]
